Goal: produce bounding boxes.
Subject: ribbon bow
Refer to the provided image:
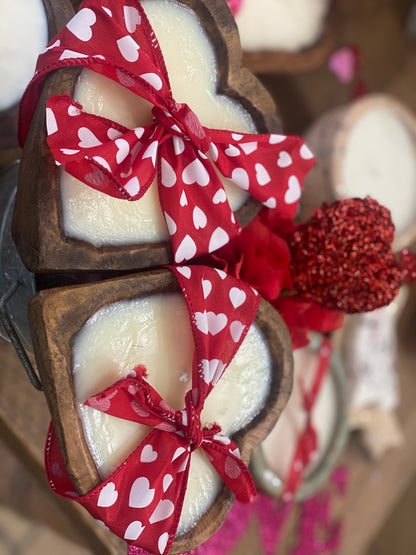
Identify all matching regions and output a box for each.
[45,265,261,554]
[19,0,314,263]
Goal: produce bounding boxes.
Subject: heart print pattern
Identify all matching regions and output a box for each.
[45,265,260,554]
[19,0,314,264]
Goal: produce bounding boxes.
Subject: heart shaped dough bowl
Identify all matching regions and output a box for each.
[28,267,293,552]
[14,0,281,273]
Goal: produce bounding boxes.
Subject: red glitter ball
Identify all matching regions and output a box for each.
[288,198,403,313]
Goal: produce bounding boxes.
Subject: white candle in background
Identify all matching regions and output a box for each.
[61,0,255,247]
[0,0,48,111]
[340,107,416,235]
[235,0,330,53]
[261,346,336,482]
[73,293,271,535]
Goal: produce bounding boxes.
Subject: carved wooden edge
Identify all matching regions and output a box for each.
[0,0,74,149]
[0,103,19,150]
[0,338,128,555]
[182,0,282,134]
[297,93,416,251]
[296,104,345,223]
[241,0,338,74]
[29,269,175,494]
[28,267,293,553]
[14,61,174,274]
[14,0,282,274]
[42,0,75,41]
[397,281,416,353]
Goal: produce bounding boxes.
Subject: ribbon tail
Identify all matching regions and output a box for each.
[47,424,192,555]
[157,139,241,263]
[45,422,79,497]
[202,440,256,503]
[211,131,314,220]
[281,419,317,500]
[85,373,178,430]
[281,337,331,500]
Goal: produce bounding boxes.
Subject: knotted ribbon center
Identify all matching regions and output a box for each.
[153,102,211,154]
[176,393,222,451]
[180,394,204,450]
[81,368,256,546]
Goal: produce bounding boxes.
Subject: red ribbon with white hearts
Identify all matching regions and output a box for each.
[45,265,260,554]
[18,0,314,263]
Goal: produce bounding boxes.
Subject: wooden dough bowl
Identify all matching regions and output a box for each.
[0,0,75,149]
[297,93,416,252]
[13,0,281,274]
[241,0,338,74]
[28,268,293,553]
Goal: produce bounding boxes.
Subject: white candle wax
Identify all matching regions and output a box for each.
[61,0,255,246]
[261,346,336,483]
[0,0,48,111]
[235,0,330,53]
[73,293,271,535]
[340,107,416,235]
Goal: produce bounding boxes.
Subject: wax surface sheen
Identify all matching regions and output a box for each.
[74,293,271,534]
[261,347,336,482]
[341,107,416,235]
[0,0,48,111]
[61,0,255,246]
[235,0,330,53]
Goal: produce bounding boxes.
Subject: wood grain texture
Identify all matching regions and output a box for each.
[0,337,127,555]
[241,0,339,74]
[13,0,281,274]
[28,268,293,553]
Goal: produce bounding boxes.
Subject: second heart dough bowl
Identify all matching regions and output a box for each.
[29,267,293,552]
